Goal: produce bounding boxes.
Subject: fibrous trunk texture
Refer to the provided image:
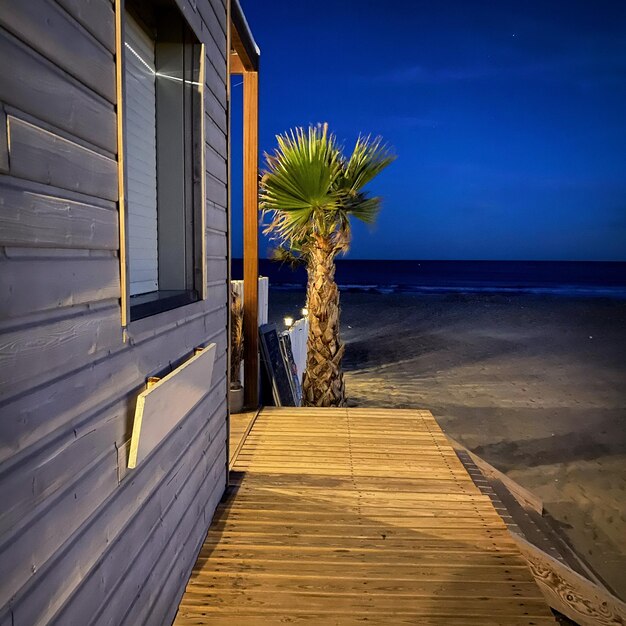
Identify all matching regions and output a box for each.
[302,242,345,406]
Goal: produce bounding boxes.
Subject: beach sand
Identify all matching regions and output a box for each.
[269,290,626,599]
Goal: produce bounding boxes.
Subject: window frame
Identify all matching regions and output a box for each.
[115,0,206,328]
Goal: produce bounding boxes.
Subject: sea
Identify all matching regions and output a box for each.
[232,259,626,298]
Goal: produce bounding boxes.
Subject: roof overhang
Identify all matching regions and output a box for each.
[230,0,259,73]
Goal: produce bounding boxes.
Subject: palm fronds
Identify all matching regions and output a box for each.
[261,124,342,243]
[342,135,396,193]
[261,124,395,255]
[269,245,307,269]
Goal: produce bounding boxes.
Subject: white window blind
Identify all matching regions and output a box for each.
[125,13,158,296]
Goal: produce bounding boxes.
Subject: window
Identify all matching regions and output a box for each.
[123,1,204,321]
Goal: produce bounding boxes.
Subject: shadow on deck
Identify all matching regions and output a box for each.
[174,407,555,625]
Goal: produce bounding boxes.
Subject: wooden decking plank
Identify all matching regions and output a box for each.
[176,614,556,626]
[173,407,554,624]
[202,535,524,552]
[229,480,480,490]
[178,591,552,616]
[207,516,508,536]
[188,559,536,580]
[242,434,451,442]
[242,425,448,432]
[229,473,482,487]
[232,468,472,478]
[196,544,528,564]
[236,454,466,463]
[237,449,461,458]
[215,505,502,516]
[242,432,447,437]
[238,440,459,448]
[235,457,465,466]
[186,573,544,598]
[225,488,493,502]
[236,455,462,463]
[216,494,498,505]
[237,462,469,482]
[214,497,501,509]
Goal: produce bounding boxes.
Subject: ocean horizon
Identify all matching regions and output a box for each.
[232,259,626,298]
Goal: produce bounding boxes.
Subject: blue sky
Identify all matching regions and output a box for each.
[231,0,626,260]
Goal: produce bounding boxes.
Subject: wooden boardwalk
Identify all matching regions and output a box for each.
[174,407,555,625]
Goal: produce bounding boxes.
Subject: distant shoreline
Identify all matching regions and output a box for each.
[271,282,626,298]
[235,258,626,299]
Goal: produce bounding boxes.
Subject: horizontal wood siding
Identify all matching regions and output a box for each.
[0,0,229,624]
[0,177,118,250]
[54,0,116,53]
[0,255,120,319]
[0,28,117,153]
[7,116,118,201]
[206,174,227,210]
[0,0,116,102]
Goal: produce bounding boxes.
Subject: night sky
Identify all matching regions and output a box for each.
[230,0,626,261]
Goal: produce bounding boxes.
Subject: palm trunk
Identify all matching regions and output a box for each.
[302,241,345,406]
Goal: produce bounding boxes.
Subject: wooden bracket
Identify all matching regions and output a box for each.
[0,104,8,173]
[512,533,626,626]
[128,344,216,468]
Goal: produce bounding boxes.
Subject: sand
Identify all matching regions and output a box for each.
[269,290,626,599]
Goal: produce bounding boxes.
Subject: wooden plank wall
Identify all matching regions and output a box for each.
[0,0,229,624]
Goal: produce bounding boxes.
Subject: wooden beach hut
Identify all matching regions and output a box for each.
[2,1,624,624]
[0,0,260,623]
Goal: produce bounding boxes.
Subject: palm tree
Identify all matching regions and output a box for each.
[260,124,395,407]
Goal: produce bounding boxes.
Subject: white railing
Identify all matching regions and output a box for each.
[231,277,269,388]
[231,276,269,325]
[230,277,308,391]
[287,317,308,386]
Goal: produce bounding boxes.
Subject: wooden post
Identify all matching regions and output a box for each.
[242,70,259,408]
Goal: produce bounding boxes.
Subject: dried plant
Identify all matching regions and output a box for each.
[230,287,244,388]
